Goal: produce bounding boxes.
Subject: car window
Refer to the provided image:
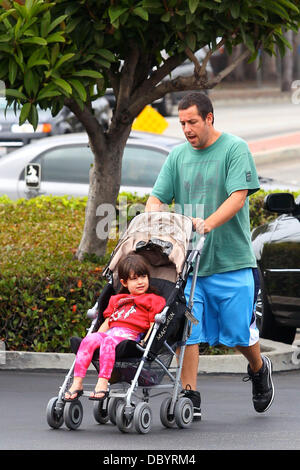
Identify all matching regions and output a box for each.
[33,143,168,187]
[35,145,93,184]
[122,145,167,187]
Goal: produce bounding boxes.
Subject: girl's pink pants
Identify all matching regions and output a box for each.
[74,327,139,380]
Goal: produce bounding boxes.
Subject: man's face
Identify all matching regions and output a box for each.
[179,105,213,149]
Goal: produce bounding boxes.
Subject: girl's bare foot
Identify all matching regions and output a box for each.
[89,377,109,400]
[64,377,83,401]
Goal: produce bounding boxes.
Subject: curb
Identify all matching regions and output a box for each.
[1,339,299,374]
[253,145,300,167]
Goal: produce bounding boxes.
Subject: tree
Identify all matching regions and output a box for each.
[281,30,294,91]
[0,0,299,260]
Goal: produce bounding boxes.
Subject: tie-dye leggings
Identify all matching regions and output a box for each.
[74,327,139,380]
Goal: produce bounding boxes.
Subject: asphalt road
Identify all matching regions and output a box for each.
[1,369,300,452]
[164,100,300,188]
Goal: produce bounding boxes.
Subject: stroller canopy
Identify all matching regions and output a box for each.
[105,212,193,282]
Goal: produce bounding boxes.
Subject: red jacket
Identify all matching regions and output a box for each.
[103,293,166,333]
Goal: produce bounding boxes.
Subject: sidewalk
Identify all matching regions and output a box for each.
[1,338,299,374]
[209,83,291,104]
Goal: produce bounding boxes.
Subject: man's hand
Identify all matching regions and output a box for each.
[191,217,212,234]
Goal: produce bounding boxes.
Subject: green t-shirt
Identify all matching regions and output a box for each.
[151,132,260,276]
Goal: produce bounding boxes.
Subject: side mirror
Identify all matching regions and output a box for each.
[25,164,41,190]
[263,192,296,214]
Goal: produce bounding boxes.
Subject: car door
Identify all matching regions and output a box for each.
[18,144,93,198]
[260,214,300,324]
[120,143,168,195]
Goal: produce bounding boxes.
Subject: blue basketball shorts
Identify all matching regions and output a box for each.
[184,268,259,348]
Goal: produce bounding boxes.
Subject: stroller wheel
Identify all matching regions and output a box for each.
[63,400,83,430]
[108,397,125,425]
[46,397,64,429]
[116,402,134,433]
[174,397,193,429]
[133,402,152,434]
[160,397,176,428]
[93,399,109,424]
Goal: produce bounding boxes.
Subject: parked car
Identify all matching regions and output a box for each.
[0,132,297,201]
[0,97,110,152]
[252,192,300,344]
[0,132,184,200]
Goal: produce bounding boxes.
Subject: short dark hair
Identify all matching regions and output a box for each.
[178,92,214,124]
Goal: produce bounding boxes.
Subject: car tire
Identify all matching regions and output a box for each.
[256,268,296,344]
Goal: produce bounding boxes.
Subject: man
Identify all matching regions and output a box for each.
[145,92,274,420]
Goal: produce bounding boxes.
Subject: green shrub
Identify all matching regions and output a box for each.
[0,189,299,353]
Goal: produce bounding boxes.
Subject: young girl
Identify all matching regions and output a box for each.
[64,253,166,401]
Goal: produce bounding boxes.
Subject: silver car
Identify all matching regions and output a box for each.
[0,132,183,200]
[0,131,296,201]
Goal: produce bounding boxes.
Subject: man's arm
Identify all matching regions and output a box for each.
[192,189,248,234]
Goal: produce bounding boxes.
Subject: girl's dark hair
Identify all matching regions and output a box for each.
[117,252,159,295]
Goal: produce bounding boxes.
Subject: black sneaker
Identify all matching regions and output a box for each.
[181,384,201,420]
[243,355,274,413]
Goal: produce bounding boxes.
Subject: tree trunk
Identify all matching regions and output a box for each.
[76,124,132,261]
[281,30,294,91]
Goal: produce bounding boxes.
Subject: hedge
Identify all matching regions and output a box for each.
[0,189,299,353]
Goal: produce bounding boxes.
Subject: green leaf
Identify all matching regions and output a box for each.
[230,3,240,19]
[69,78,87,102]
[53,78,72,95]
[97,49,116,62]
[54,53,75,70]
[21,37,48,46]
[186,32,196,51]
[188,0,199,14]
[29,103,38,130]
[108,6,128,24]
[46,32,65,44]
[72,70,103,79]
[50,43,60,67]
[19,102,31,125]
[133,7,149,21]
[5,89,27,100]
[8,58,17,85]
[64,17,81,34]
[37,87,59,100]
[47,15,68,35]
[161,11,171,22]
[276,0,299,13]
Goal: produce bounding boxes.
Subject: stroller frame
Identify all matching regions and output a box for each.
[46,214,205,434]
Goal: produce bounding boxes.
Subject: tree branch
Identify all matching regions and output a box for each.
[64,98,107,153]
[207,49,250,88]
[115,44,140,117]
[200,37,226,76]
[128,48,251,117]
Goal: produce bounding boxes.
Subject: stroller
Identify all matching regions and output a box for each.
[46,212,205,434]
